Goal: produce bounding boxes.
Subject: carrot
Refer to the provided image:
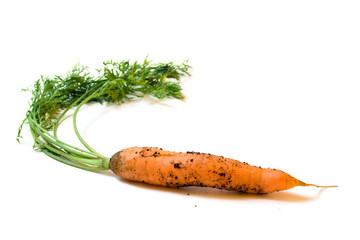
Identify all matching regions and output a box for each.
[18,58,336,195]
[110,147,336,194]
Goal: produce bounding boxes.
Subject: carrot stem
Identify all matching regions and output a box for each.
[28,113,110,170]
[29,118,101,159]
[53,81,105,138]
[72,91,107,160]
[42,149,109,171]
[18,58,191,172]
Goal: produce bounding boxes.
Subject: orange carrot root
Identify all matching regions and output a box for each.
[299,182,338,188]
[110,147,336,194]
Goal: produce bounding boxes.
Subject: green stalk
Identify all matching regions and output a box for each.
[18,58,191,172]
[72,91,108,160]
[53,81,105,138]
[29,118,107,169]
[42,149,109,171]
[29,118,101,159]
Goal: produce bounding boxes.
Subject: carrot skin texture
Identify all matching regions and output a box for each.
[110,147,307,194]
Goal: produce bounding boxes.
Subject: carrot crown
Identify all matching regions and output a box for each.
[17,58,191,171]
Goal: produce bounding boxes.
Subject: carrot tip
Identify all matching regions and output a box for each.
[301,182,338,188]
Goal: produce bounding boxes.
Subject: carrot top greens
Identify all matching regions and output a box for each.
[18,58,191,171]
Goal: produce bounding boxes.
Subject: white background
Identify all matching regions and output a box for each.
[1,0,359,239]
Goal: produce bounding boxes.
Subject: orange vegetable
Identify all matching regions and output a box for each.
[19,60,336,195]
[110,147,336,194]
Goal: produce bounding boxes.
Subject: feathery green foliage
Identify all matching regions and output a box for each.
[18,58,191,171]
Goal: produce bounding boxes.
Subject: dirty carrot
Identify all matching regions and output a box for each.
[110,147,336,194]
[18,58,336,194]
